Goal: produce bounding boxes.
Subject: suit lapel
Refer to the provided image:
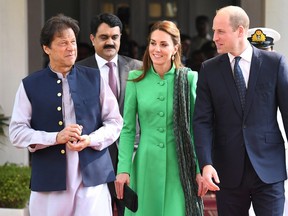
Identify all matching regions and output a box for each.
[89,56,99,68]
[244,47,262,119]
[219,54,243,116]
[117,56,129,109]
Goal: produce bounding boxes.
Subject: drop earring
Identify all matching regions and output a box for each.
[171,55,175,61]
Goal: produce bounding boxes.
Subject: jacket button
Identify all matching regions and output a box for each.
[61,149,65,154]
[57,106,62,111]
[58,121,63,126]
[57,92,62,97]
[57,79,61,84]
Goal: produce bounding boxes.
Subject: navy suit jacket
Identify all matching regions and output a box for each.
[193,46,288,188]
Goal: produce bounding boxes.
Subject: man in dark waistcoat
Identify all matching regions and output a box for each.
[9,14,123,216]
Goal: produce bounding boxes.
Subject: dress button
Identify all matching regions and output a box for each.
[57,106,62,111]
[158,128,164,132]
[159,143,164,148]
[60,149,65,154]
[159,112,164,117]
[159,96,165,101]
[57,92,62,97]
[58,121,63,126]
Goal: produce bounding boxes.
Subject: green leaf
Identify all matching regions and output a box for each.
[0,163,31,208]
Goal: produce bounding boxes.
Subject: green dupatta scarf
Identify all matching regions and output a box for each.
[173,67,204,216]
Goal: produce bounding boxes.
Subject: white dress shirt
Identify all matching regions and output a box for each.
[228,44,253,88]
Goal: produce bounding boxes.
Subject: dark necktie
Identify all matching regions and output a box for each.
[234,56,246,110]
[106,62,118,98]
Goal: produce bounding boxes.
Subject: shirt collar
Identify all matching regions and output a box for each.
[95,53,118,69]
[228,44,253,64]
[48,63,72,78]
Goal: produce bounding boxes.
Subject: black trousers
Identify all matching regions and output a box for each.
[216,153,284,216]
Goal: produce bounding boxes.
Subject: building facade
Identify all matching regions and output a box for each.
[0,0,287,165]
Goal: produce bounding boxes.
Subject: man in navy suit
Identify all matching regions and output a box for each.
[193,6,288,216]
[77,13,142,216]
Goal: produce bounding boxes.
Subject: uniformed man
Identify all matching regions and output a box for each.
[247,27,281,51]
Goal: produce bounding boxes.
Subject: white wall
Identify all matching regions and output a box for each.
[0,0,29,165]
[265,1,288,58]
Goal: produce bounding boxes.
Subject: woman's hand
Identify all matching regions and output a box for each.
[196,173,209,197]
[115,173,130,199]
[202,165,220,191]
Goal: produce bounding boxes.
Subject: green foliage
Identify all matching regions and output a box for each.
[0,107,10,145]
[0,114,9,134]
[0,106,9,131]
[0,163,31,208]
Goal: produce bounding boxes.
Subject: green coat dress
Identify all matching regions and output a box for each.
[117,65,199,216]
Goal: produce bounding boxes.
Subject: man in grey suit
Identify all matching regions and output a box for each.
[77,13,142,216]
[193,6,288,216]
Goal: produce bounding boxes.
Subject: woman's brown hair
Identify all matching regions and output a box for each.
[133,20,182,82]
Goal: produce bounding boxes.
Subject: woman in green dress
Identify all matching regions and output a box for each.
[115,20,207,216]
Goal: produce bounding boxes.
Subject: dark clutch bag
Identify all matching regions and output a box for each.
[118,184,138,212]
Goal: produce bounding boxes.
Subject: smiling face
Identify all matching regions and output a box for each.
[90,23,121,61]
[43,28,77,74]
[149,29,178,73]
